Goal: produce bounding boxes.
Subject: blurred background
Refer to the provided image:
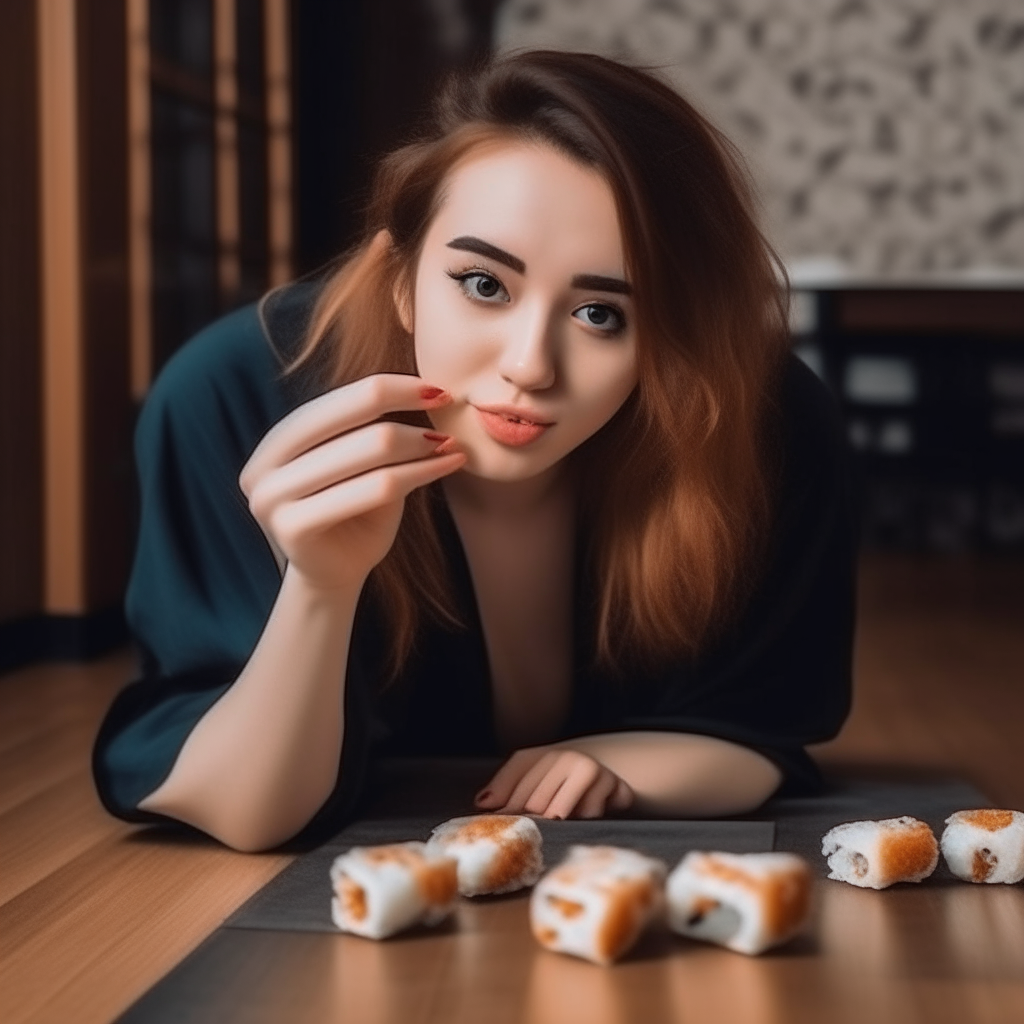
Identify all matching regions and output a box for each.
[1,0,1022,671]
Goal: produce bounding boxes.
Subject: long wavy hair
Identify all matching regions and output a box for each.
[291,50,790,681]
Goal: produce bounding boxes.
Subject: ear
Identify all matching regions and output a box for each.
[392,267,414,335]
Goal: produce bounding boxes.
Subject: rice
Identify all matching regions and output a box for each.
[940,809,1024,884]
[529,845,666,965]
[821,816,938,889]
[666,851,812,955]
[329,842,458,939]
[427,814,544,896]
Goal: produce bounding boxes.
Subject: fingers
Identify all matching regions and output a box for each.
[248,421,450,520]
[566,770,619,820]
[502,752,566,814]
[268,448,466,545]
[523,754,600,816]
[475,748,550,810]
[241,374,452,495]
[477,749,634,820]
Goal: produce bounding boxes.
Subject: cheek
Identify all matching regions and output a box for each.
[565,350,638,435]
[411,284,481,383]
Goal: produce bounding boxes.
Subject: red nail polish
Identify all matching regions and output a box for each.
[420,385,448,401]
[423,431,449,443]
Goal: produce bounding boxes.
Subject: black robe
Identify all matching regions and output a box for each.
[92,278,857,843]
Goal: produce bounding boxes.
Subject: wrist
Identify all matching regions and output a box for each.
[282,562,367,609]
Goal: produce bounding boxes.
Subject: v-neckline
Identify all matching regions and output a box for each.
[429,482,592,751]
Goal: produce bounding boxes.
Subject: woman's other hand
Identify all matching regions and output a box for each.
[239,374,465,594]
[475,746,634,820]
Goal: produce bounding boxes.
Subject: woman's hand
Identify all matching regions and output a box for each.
[474,746,634,820]
[239,374,465,594]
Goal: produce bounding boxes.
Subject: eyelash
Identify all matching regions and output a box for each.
[446,267,628,336]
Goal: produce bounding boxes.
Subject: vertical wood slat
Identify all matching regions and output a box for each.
[0,0,44,622]
[127,0,151,401]
[215,0,241,302]
[265,0,292,287]
[37,0,85,614]
[77,0,132,610]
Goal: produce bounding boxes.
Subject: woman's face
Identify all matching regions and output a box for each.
[408,141,638,482]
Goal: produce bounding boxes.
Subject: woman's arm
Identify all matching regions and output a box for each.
[135,374,465,851]
[476,732,781,820]
[565,731,780,815]
[138,566,361,851]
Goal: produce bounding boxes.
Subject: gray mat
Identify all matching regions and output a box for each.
[226,817,775,932]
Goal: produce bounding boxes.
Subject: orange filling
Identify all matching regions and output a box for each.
[414,859,458,907]
[596,877,655,963]
[338,875,368,922]
[961,809,1014,832]
[972,847,997,882]
[546,894,585,919]
[879,823,938,884]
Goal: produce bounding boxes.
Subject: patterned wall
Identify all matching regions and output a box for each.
[495,0,1024,278]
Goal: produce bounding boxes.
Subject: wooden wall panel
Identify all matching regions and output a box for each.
[0,0,44,622]
[76,0,133,609]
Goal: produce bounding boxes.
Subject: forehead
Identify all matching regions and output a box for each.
[429,141,625,273]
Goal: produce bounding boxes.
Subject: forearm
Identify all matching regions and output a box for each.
[138,565,363,851]
[564,731,782,817]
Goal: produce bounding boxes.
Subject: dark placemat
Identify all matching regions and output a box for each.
[226,817,775,932]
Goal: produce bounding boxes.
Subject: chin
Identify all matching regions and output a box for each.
[458,444,561,482]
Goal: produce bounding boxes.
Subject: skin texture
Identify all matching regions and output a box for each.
[138,142,780,851]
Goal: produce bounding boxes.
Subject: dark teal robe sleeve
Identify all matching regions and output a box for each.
[91,302,372,842]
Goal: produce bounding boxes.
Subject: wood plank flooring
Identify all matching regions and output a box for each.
[1,554,1022,1023]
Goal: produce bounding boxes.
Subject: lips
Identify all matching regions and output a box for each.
[472,403,555,427]
[472,404,554,447]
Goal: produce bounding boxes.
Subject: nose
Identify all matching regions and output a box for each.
[497,304,557,391]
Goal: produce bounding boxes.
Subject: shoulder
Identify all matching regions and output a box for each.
[778,354,845,456]
[773,354,851,507]
[137,278,326,462]
[141,303,280,431]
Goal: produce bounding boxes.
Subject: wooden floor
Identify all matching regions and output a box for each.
[1,554,1023,1023]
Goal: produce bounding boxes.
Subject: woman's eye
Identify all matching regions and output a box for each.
[450,271,509,303]
[573,303,625,334]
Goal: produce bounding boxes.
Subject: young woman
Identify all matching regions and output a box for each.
[93,51,855,852]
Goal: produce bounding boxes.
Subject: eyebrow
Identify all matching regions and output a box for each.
[446,235,632,295]
[447,236,525,274]
[571,273,632,296]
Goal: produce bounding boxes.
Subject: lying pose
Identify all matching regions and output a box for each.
[93,50,855,852]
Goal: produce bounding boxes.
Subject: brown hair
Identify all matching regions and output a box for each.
[292,50,790,680]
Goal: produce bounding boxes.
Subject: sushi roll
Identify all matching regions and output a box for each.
[427,814,544,896]
[666,851,812,955]
[329,842,458,939]
[940,809,1024,884]
[821,816,938,889]
[529,845,666,965]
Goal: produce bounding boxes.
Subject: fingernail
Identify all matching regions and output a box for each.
[432,437,460,457]
[420,385,450,403]
[423,431,449,443]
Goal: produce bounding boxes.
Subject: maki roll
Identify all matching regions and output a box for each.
[941,809,1024,884]
[529,845,666,965]
[821,816,938,889]
[329,842,458,939]
[427,814,544,896]
[666,851,812,955]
